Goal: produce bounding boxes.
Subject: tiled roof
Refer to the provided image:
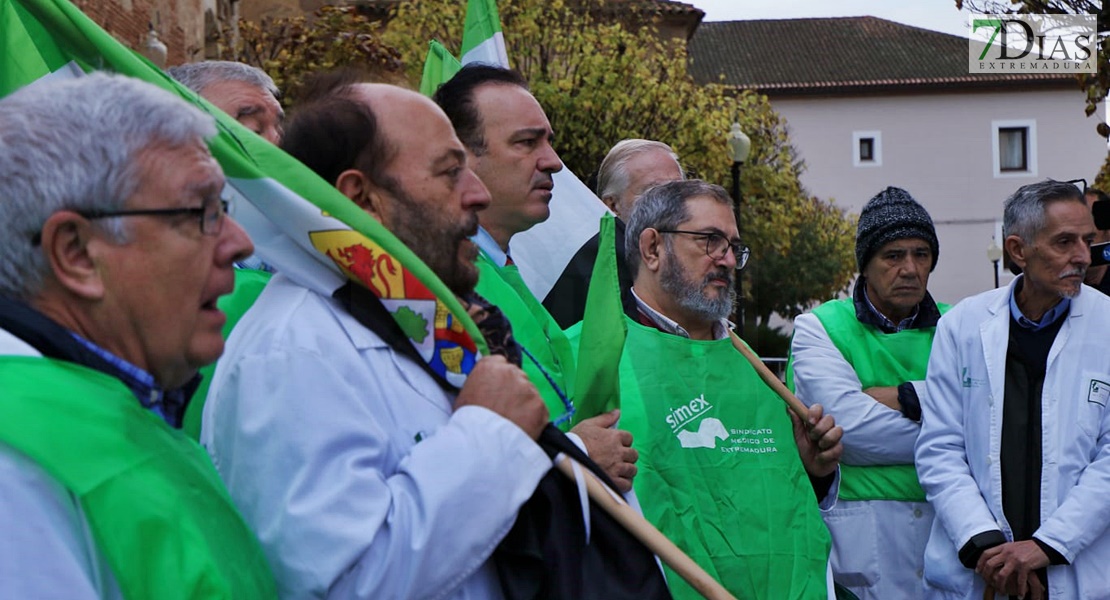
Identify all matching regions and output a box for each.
[353,0,703,20]
[688,16,1077,95]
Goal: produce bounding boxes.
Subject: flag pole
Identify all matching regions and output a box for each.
[729,331,809,420]
[553,456,737,600]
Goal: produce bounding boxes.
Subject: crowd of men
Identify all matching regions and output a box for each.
[1,59,1109,600]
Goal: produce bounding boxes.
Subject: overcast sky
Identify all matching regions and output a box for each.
[690,0,973,38]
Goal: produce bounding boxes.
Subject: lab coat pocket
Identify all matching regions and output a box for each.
[1077,371,1110,438]
[825,504,880,588]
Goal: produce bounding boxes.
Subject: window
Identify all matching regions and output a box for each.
[852,131,882,167]
[991,120,1037,177]
[859,138,875,161]
[998,127,1028,171]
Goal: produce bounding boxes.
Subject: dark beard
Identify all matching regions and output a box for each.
[659,253,735,323]
[385,184,480,296]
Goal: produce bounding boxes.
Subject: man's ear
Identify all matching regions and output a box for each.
[639,228,664,273]
[38,211,105,300]
[1004,234,1027,271]
[336,168,389,224]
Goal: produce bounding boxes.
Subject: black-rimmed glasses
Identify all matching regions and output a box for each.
[31,199,229,246]
[656,229,750,270]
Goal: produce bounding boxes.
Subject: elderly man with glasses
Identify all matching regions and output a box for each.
[0,72,273,598]
[612,179,842,599]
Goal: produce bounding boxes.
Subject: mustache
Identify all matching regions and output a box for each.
[1059,267,1086,279]
[703,268,734,285]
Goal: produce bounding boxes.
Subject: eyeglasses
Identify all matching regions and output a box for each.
[656,229,750,270]
[31,199,229,245]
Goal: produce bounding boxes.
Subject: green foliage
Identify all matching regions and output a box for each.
[386,0,857,327]
[217,6,404,105]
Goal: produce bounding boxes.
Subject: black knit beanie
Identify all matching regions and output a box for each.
[856,187,939,272]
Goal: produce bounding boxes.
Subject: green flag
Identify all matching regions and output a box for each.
[419,39,462,97]
[1,0,489,387]
[460,0,509,67]
[570,214,626,423]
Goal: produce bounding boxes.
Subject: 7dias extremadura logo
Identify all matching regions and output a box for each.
[969,14,1096,74]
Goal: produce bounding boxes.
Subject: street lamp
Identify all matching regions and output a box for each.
[140,22,168,69]
[987,238,1003,289]
[727,122,751,336]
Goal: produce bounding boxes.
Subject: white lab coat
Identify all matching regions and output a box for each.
[0,327,123,599]
[202,275,552,599]
[791,312,933,600]
[916,281,1110,600]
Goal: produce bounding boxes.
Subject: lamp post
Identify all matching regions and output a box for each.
[727,122,751,336]
[987,238,1003,289]
[140,22,167,69]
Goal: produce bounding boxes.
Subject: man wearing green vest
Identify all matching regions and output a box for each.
[789,186,946,600]
[434,65,638,492]
[623,179,842,599]
[0,73,276,598]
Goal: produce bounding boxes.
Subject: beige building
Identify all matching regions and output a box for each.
[690,16,1107,305]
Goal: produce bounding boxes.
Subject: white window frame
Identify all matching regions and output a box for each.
[991,119,1037,178]
[852,130,882,167]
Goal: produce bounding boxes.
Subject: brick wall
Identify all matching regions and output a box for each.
[75,0,206,66]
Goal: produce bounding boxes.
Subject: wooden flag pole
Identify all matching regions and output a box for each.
[729,331,809,420]
[553,457,737,600]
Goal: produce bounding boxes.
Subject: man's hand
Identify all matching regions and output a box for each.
[455,355,549,440]
[975,540,1049,599]
[570,409,638,493]
[790,404,843,479]
[863,386,901,411]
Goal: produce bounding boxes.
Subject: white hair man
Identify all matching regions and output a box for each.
[0,72,271,597]
[168,60,284,144]
[917,179,1110,599]
[597,138,685,219]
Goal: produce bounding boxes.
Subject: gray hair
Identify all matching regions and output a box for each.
[625,179,733,279]
[0,71,217,300]
[168,61,279,98]
[1003,179,1085,243]
[598,139,683,201]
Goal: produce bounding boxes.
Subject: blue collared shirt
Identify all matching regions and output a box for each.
[1008,274,1071,331]
[472,226,509,267]
[68,333,188,428]
[861,284,919,333]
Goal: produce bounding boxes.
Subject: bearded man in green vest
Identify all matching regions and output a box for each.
[622,179,843,599]
[434,65,639,492]
[789,186,946,600]
[0,73,276,598]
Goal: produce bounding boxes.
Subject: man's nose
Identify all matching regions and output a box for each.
[220,215,255,266]
[537,142,563,175]
[461,168,491,212]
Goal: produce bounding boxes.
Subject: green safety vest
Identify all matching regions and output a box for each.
[0,356,277,599]
[803,298,948,502]
[476,251,577,428]
[619,318,830,600]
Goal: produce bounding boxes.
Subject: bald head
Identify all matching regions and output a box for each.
[281,81,490,295]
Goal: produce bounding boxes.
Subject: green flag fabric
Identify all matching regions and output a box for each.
[0,357,277,599]
[617,319,831,600]
[419,39,462,97]
[0,0,489,391]
[460,0,509,67]
[569,214,626,424]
